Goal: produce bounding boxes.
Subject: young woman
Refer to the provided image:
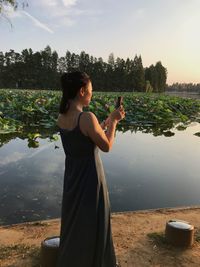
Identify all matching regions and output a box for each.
[56,71,125,267]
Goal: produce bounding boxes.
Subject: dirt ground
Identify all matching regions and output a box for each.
[1,206,200,267]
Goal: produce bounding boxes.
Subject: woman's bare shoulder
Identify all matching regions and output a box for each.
[81,111,98,124]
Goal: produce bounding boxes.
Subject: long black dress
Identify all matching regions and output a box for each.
[57,112,116,267]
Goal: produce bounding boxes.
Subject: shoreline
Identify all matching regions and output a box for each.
[3,205,200,228]
[1,205,200,266]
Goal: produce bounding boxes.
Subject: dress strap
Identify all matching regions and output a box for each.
[77,112,83,129]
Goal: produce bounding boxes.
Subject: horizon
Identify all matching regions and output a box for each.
[0,0,200,85]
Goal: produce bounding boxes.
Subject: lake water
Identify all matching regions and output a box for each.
[0,122,199,225]
[165,91,200,100]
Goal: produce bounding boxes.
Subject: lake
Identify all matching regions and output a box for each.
[165,91,200,100]
[0,122,199,225]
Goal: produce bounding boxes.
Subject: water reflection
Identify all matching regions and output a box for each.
[0,138,64,225]
[0,123,200,225]
[1,120,198,149]
[103,123,200,211]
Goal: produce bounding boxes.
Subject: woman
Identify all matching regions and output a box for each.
[56,71,125,267]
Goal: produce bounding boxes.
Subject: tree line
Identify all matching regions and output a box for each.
[166,83,200,93]
[0,45,167,92]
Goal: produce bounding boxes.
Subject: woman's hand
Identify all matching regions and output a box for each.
[109,105,125,123]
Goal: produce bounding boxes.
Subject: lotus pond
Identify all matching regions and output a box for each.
[0,89,200,225]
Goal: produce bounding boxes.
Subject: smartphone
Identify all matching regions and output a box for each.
[115,96,123,108]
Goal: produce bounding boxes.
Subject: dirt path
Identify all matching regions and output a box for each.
[1,206,200,267]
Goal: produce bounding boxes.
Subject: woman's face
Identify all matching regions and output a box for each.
[82,81,93,106]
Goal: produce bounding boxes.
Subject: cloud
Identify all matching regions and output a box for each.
[1,4,54,33]
[0,152,26,166]
[27,143,54,159]
[31,0,78,28]
[39,0,58,7]
[37,0,77,9]
[62,0,77,7]
[58,16,75,27]
[21,11,54,33]
[3,0,99,31]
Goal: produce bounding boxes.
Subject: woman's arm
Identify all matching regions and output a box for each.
[81,107,125,152]
[104,119,117,150]
[100,117,110,130]
[100,120,106,130]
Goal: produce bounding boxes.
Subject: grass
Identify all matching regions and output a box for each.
[0,244,40,259]
[30,221,49,227]
[148,228,200,247]
[194,228,200,243]
[147,232,168,246]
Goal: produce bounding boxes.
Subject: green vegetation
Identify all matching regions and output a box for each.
[0,89,200,147]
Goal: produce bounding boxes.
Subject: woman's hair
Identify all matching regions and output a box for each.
[59,71,90,114]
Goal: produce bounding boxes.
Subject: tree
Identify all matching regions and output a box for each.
[79,51,91,73]
[92,57,106,91]
[0,0,28,14]
[58,57,67,73]
[3,49,23,88]
[113,57,126,91]
[1,0,28,27]
[0,51,5,87]
[20,48,35,88]
[145,62,167,92]
[155,61,167,92]
[0,0,28,11]
[108,53,115,69]
[0,1,16,13]
[132,55,145,92]
[145,65,157,92]
[145,80,153,93]
[105,63,115,91]
[124,58,134,91]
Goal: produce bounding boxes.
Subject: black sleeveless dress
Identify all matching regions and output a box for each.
[57,112,116,267]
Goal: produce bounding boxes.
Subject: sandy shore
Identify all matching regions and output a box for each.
[1,206,200,267]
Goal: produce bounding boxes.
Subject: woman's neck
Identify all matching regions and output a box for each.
[68,99,83,112]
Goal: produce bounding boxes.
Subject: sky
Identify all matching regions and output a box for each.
[0,0,200,85]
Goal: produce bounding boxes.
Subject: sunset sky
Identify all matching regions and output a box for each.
[1,0,200,85]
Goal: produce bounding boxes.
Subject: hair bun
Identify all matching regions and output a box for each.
[61,73,73,88]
